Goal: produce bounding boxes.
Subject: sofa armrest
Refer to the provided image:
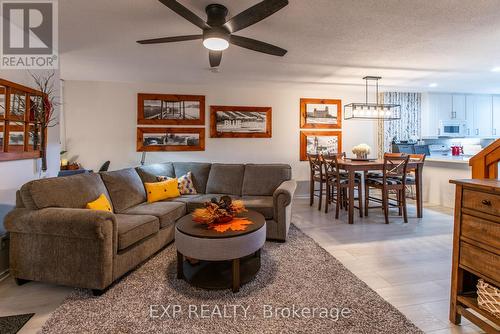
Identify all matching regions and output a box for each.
[273,180,297,208]
[5,208,116,241]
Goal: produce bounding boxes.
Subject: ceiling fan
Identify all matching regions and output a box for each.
[137,0,289,67]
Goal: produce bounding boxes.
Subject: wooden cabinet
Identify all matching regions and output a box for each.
[493,96,500,137]
[449,179,500,333]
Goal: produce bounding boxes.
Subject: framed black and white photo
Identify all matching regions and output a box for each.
[137,93,205,125]
[137,127,205,152]
[210,106,272,138]
[300,131,342,161]
[300,98,342,129]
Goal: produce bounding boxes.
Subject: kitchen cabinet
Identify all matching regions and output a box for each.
[465,95,475,137]
[452,94,466,120]
[472,95,493,137]
[493,96,500,137]
[432,94,453,122]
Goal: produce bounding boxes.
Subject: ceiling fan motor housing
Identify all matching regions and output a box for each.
[205,4,229,27]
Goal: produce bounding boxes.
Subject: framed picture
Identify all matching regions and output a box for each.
[210,105,272,138]
[137,93,205,125]
[137,127,205,152]
[300,131,342,161]
[300,98,342,129]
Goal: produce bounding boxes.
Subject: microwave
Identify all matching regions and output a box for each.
[438,120,466,137]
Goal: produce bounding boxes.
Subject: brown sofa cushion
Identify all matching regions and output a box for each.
[173,162,211,194]
[242,164,292,196]
[136,163,175,183]
[123,201,186,229]
[241,196,274,219]
[19,173,111,210]
[100,168,146,213]
[206,164,245,196]
[115,214,159,251]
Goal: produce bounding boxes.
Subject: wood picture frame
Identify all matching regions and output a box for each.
[210,105,272,138]
[300,98,342,129]
[137,93,205,126]
[300,131,342,161]
[0,78,45,162]
[137,127,205,152]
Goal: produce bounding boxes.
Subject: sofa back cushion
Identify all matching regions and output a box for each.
[242,164,292,196]
[100,168,146,213]
[136,163,175,183]
[206,164,245,196]
[19,173,111,210]
[173,162,211,194]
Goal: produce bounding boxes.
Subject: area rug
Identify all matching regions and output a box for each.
[40,226,422,333]
[0,313,34,334]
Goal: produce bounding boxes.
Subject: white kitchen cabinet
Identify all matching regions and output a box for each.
[452,94,466,120]
[472,95,493,137]
[493,96,500,137]
[421,93,439,137]
[431,94,453,122]
[465,95,475,137]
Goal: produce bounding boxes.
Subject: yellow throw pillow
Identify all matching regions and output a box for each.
[145,179,180,203]
[86,194,113,212]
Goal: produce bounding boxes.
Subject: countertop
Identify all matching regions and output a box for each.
[426,155,471,164]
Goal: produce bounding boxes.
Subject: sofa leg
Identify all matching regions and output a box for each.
[92,289,106,297]
[14,278,30,286]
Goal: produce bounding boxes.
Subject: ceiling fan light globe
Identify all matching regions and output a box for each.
[203,37,229,51]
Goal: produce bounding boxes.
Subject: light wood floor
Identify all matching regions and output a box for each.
[293,198,484,334]
[0,199,487,333]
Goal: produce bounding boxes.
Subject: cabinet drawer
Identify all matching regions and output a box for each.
[460,242,500,282]
[463,189,500,217]
[462,214,500,250]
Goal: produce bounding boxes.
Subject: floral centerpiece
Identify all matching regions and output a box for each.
[192,196,247,225]
[352,143,371,159]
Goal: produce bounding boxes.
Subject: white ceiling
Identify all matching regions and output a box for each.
[60,0,500,93]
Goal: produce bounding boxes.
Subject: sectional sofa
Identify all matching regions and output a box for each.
[4,162,296,293]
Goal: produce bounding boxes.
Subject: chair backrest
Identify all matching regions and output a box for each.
[321,154,342,182]
[307,154,322,177]
[383,153,410,184]
[408,153,426,172]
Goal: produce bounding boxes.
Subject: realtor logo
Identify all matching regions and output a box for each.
[1,0,58,69]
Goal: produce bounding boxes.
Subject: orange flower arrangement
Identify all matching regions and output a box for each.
[192,196,249,231]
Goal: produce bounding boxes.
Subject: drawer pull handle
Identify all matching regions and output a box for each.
[481,199,492,206]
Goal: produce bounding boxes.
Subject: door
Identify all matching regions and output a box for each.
[493,96,500,137]
[473,95,493,137]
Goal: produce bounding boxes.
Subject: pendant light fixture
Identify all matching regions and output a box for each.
[344,76,401,120]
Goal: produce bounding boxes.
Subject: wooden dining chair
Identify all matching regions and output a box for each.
[364,153,410,224]
[405,154,426,199]
[307,154,327,211]
[322,154,363,218]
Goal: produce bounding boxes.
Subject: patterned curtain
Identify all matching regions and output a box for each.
[377,92,421,157]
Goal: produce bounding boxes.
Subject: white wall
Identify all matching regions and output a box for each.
[422,161,471,208]
[0,70,61,235]
[63,80,378,181]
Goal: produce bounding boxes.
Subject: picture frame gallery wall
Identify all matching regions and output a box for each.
[137,93,205,152]
[299,98,343,161]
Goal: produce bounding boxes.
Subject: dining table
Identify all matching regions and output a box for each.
[336,158,425,224]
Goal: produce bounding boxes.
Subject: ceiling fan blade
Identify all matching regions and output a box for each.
[158,0,210,30]
[137,34,202,45]
[230,35,287,56]
[209,51,222,67]
[223,0,288,33]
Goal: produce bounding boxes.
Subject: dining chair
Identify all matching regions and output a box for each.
[364,153,410,224]
[405,154,426,199]
[322,154,363,218]
[307,154,326,211]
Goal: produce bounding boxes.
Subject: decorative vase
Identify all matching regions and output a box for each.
[356,152,368,159]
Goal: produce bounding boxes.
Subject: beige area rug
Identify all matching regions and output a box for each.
[41,226,422,333]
